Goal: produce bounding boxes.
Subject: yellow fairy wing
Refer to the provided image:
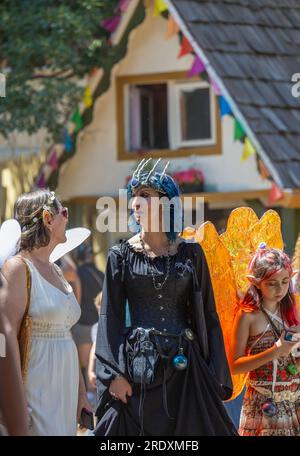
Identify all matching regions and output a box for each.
[250,209,283,252]
[220,207,259,295]
[183,224,246,399]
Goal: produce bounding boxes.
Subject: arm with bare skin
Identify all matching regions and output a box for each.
[0,259,29,435]
[230,310,299,375]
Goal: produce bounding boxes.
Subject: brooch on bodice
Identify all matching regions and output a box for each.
[174,259,193,277]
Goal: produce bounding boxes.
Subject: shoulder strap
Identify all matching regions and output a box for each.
[261,308,281,339]
[52,262,70,289]
[19,257,32,317]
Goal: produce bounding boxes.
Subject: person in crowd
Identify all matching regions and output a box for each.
[72,244,104,390]
[94,159,236,436]
[232,245,300,435]
[2,189,91,435]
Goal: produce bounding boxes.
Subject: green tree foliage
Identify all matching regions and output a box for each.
[0,0,120,141]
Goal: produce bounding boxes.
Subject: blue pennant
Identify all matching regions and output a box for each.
[219,96,233,117]
[64,128,73,153]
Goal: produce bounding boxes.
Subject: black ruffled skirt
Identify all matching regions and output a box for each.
[95,337,237,436]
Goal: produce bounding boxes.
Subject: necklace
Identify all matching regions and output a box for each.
[139,231,171,290]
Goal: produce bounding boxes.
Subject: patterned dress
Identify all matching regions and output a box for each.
[239,327,300,436]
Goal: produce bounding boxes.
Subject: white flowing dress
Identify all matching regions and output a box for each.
[23,258,81,436]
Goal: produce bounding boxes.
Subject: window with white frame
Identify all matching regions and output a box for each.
[124,79,216,152]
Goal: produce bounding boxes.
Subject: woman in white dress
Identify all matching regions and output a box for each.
[2,190,91,436]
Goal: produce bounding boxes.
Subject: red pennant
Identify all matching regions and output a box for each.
[268,182,284,205]
[177,36,193,58]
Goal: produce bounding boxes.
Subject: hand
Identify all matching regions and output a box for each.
[77,393,93,426]
[109,376,132,404]
[274,332,300,358]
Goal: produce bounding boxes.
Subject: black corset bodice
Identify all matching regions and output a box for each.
[121,241,194,335]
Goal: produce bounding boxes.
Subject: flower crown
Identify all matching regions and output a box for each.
[21,191,57,232]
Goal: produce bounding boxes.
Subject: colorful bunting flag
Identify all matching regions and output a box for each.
[241,137,256,162]
[153,0,168,16]
[268,182,284,205]
[258,159,270,180]
[210,77,222,95]
[101,15,121,33]
[36,172,46,189]
[118,0,131,12]
[71,107,83,133]
[64,128,73,154]
[177,36,193,58]
[219,96,233,117]
[234,118,245,141]
[47,148,59,170]
[165,15,180,39]
[187,55,206,77]
[84,85,93,108]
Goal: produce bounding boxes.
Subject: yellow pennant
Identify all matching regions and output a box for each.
[84,85,93,108]
[241,137,256,162]
[153,0,168,16]
[165,15,180,39]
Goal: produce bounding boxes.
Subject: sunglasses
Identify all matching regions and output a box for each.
[60,207,69,219]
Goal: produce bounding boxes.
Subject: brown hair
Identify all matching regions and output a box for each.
[14,189,60,252]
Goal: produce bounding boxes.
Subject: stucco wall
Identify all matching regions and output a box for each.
[57,5,270,201]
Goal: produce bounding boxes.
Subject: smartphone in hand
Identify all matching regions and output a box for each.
[284,331,300,342]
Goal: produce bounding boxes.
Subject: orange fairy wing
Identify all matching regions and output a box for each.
[220,207,259,295]
[183,223,247,399]
[249,209,284,252]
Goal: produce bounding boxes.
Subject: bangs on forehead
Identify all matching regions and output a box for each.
[132,185,166,196]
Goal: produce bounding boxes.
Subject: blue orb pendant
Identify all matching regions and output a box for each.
[172,351,188,371]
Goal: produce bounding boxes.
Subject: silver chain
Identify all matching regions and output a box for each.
[139,229,171,291]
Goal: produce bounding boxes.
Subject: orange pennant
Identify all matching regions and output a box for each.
[165,15,180,39]
[177,36,193,58]
[258,159,270,180]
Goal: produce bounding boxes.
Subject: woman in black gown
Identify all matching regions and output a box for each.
[95,159,237,436]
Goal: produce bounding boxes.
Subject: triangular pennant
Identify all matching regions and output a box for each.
[47,148,59,170]
[84,85,93,108]
[187,55,206,77]
[64,128,73,154]
[234,118,245,141]
[118,0,131,12]
[71,107,83,133]
[219,96,233,117]
[209,76,222,95]
[258,159,271,180]
[268,182,284,205]
[153,0,168,16]
[241,137,256,162]
[165,15,180,39]
[36,172,46,189]
[101,15,121,33]
[177,36,193,58]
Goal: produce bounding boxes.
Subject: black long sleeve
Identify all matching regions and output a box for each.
[95,246,128,404]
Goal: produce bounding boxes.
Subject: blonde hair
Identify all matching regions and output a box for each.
[292,233,300,271]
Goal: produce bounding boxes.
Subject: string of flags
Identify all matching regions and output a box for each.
[158,0,283,203]
[36,0,283,204]
[35,0,131,189]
